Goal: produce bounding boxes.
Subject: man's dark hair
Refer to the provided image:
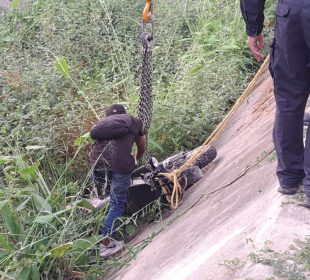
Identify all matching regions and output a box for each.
[105,104,126,116]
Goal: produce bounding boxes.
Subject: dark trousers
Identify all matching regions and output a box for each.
[92,168,132,236]
[270,0,310,195]
[102,172,132,236]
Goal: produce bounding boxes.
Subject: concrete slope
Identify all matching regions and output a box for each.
[113,65,310,280]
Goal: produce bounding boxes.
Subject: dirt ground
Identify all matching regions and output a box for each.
[112,65,310,280]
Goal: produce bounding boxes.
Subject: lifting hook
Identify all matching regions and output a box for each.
[143,0,153,23]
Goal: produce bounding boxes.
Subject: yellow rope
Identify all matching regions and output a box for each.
[160,55,270,209]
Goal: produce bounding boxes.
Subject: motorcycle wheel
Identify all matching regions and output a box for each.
[194,146,217,169]
[179,165,204,190]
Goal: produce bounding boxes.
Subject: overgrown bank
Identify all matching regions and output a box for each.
[1,0,275,161]
[0,0,276,278]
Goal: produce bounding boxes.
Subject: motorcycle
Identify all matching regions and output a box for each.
[126,146,217,214]
[74,146,217,214]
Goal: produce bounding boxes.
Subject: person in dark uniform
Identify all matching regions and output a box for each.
[240,0,310,207]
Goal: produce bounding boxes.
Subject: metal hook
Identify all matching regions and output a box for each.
[143,0,153,23]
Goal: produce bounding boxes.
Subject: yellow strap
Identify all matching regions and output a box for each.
[160,55,270,209]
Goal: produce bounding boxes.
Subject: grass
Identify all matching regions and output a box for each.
[0,0,277,278]
[222,238,310,280]
[222,258,246,272]
[0,148,165,279]
[1,0,275,162]
[247,238,310,280]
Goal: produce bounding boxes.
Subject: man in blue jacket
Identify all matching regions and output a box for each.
[240,0,310,207]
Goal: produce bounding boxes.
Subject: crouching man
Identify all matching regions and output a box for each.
[89,104,146,257]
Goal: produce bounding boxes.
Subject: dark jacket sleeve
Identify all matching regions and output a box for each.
[240,0,266,36]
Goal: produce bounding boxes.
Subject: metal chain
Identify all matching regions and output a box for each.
[138,29,154,162]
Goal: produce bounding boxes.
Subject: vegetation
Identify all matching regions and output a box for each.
[248,238,310,280]
[222,237,310,279]
[0,0,276,278]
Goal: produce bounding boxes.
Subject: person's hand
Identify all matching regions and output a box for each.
[247,34,265,62]
[134,157,138,167]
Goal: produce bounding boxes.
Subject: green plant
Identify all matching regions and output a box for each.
[223,258,246,272]
[248,238,310,280]
[268,151,277,162]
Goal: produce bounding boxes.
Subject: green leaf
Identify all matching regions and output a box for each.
[18,163,39,180]
[77,199,96,211]
[16,267,31,280]
[73,236,101,266]
[30,265,40,280]
[74,132,90,146]
[148,138,164,153]
[11,0,19,10]
[49,242,73,258]
[73,235,101,252]
[125,224,137,236]
[15,156,27,170]
[30,209,68,225]
[0,200,25,242]
[73,251,88,266]
[0,200,8,209]
[191,64,204,75]
[34,214,55,224]
[0,233,15,251]
[32,193,52,213]
[0,156,13,164]
[54,57,69,78]
[16,197,31,212]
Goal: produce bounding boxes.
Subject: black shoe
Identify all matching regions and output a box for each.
[278,185,299,195]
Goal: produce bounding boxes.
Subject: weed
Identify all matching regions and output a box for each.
[248,252,264,264]
[267,151,277,162]
[223,258,246,272]
[248,238,310,280]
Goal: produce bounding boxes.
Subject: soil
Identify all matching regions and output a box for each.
[112,64,310,280]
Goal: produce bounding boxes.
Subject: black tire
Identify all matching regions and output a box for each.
[194,146,217,169]
[179,165,204,190]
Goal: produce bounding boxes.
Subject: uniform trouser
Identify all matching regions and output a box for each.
[270,0,310,196]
